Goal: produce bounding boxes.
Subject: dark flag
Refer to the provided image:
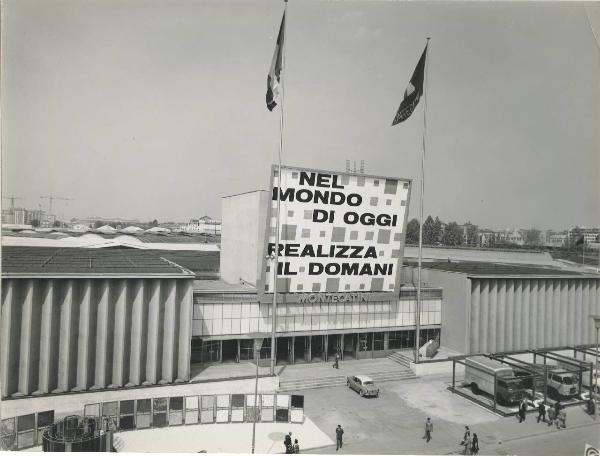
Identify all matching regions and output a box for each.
[575,234,585,246]
[266,12,286,111]
[392,44,428,125]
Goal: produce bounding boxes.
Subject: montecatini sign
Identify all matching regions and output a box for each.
[263,165,411,296]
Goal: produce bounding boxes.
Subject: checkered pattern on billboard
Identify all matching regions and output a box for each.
[264,166,410,294]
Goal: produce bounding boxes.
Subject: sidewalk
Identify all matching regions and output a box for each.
[300,374,600,455]
[116,418,333,453]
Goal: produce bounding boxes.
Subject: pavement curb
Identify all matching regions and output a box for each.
[500,419,600,443]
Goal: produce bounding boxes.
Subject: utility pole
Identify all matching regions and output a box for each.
[39,195,73,219]
[2,196,22,211]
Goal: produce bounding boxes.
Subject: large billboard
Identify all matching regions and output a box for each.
[262,165,411,299]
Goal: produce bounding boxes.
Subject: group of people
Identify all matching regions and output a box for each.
[422,418,478,455]
[459,425,479,455]
[283,432,300,454]
[546,401,567,429]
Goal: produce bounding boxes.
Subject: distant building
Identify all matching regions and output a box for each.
[496,229,524,245]
[547,231,568,247]
[25,209,44,225]
[568,226,600,245]
[184,216,221,234]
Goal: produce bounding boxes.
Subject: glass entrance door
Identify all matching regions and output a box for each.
[310,335,324,362]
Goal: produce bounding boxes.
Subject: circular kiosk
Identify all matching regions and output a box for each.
[41,415,113,452]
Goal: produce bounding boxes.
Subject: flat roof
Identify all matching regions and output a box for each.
[193,279,257,293]
[405,260,598,278]
[1,246,195,278]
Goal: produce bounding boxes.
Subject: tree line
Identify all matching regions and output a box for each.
[405,216,479,247]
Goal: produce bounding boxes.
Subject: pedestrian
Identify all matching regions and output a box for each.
[423,417,433,443]
[471,433,479,455]
[284,432,292,454]
[293,439,300,454]
[536,401,546,423]
[558,409,567,429]
[547,407,556,427]
[460,426,471,455]
[554,400,561,416]
[333,351,340,369]
[520,399,527,423]
[587,397,596,416]
[335,424,344,451]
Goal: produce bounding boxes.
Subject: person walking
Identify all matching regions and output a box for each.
[537,401,546,423]
[333,351,340,369]
[335,424,344,451]
[284,432,292,454]
[293,439,300,454]
[471,433,479,455]
[519,399,527,423]
[461,426,472,455]
[423,417,433,443]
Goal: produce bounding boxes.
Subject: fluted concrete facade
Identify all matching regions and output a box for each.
[0,277,194,399]
[468,277,600,354]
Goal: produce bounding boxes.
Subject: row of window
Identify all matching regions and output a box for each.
[193,311,442,336]
[193,300,442,320]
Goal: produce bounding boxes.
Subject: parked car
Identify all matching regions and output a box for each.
[464,356,526,404]
[347,375,379,397]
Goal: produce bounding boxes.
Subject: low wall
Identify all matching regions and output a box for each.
[0,376,279,420]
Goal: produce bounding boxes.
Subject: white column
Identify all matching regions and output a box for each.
[127,280,144,387]
[143,280,161,385]
[110,280,128,388]
[529,280,538,349]
[1,280,15,398]
[479,279,489,353]
[160,280,176,384]
[74,279,93,391]
[505,279,515,352]
[15,279,35,396]
[92,280,110,390]
[521,279,530,350]
[54,280,74,393]
[177,281,193,382]
[469,280,480,353]
[513,280,523,351]
[35,280,55,394]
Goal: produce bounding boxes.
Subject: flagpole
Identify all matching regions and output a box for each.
[415,38,430,365]
[271,0,288,377]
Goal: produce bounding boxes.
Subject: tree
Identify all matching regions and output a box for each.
[441,222,464,246]
[465,223,479,246]
[433,217,443,244]
[406,218,420,244]
[422,216,436,244]
[53,220,61,228]
[93,221,103,229]
[569,226,583,250]
[149,219,159,227]
[30,219,40,228]
[523,228,541,246]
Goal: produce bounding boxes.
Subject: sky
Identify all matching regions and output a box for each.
[1,0,599,230]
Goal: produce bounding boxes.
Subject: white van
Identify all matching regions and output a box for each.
[464,356,526,404]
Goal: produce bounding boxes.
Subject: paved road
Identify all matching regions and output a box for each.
[299,376,600,455]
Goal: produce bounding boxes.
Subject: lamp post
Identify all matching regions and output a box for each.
[248,333,267,454]
[590,316,600,419]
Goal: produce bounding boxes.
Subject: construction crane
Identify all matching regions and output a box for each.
[2,195,22,211]
[39,195,73,217]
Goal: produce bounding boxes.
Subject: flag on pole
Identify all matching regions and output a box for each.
[266,12,286,111]
[392,44,428,125]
